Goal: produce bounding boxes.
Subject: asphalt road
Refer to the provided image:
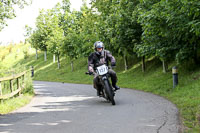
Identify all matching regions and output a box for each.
[0,81,180,133]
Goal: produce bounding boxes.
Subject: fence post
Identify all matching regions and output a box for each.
[22,74,25,93]
[10,80,13,92]
[22,74,25,87]
[17,78,21,95]
[0,70,28,100]
[0,82,2,104]
[172,66,178,88]
[0,82,3,96]
[17,78,19,89]
[0,82,2,96]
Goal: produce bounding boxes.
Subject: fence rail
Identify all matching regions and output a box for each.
[0,70,28,100]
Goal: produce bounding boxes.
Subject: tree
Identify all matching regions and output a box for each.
[33,9,53,61]
[91,0,142,70]
[136,0,175,72]
[79,2,99,57]
[61,10,83,71]
[37,4,64,68]
[136,0,200,72]
[0,0,31,31]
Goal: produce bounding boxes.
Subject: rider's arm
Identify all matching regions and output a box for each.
[88,53,94,72]
[105,50,116,66]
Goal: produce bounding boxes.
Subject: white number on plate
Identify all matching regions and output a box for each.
[97,65,108,75]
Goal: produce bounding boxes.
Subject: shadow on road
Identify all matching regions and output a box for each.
[0,82,114,133]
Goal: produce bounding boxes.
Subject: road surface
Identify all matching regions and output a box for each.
[0,81,180,133]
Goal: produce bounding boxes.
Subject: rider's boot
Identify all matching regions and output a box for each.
[110,72,120,91]
[96,86,102,96]
[112,84,120,91]
[97,89,101,96]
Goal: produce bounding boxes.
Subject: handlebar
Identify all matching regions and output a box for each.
[85,72,94,75]
[85,72,89,74]
[85,65,115,75]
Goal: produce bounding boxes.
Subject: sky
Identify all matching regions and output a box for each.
[0,0,89,45]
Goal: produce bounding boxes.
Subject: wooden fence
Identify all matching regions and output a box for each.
[0,70,28,100]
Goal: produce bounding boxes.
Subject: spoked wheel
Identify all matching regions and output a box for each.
[104,80,115,105]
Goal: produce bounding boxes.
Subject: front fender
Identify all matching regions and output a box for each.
[102,76,107,80]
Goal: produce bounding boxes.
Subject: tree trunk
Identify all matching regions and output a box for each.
[142,56,146,72]
[124,55,128,71]
[193,43,199,65]
[44,51,47,61]
[71,60,74,72]
[57,54,60,69]
[53,54,56,63]
[36,48,38,60]
[65,57,68,71]
[162,60,168,73]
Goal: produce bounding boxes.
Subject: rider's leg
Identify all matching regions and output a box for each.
[93,75,102,96]
[108,69,120,90]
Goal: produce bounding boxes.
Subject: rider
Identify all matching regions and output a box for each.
[88,41,120,96]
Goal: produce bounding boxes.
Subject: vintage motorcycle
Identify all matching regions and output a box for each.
[86,64,116,105]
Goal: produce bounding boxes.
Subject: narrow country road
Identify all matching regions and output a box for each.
[0,81,180,133]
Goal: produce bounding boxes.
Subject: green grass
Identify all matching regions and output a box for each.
[0,94,34,114]
[0,43,200,132]
[0,43,34,114]
[118,59,200,132]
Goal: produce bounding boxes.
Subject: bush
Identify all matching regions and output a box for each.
[22,71,34,94]
[7,46,12,53]
[1,55,5,61]
[23,50,29,59]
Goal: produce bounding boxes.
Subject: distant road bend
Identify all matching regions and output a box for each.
[0,81,181,133]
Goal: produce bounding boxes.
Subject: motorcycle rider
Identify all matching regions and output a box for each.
[88,41,120,96]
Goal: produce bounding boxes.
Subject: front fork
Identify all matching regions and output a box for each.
[100,75,115,98]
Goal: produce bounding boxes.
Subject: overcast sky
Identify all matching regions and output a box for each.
[0,0,89,45]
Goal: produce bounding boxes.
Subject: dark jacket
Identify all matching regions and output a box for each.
[88,50,116,70]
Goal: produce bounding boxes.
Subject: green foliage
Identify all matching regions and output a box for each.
[78,4,99,57]
[45,5,64,56]
[0,44,13,61]
[136,0,200,64]
[61,10,83,60]
[24,0,200,67]
[23,50,29,59]
[0,0,31,31]
[91,0,142,57]
[23,70,34,94]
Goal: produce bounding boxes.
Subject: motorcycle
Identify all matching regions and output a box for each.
[86,64,116,105]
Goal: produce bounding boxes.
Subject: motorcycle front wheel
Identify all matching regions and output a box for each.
[104,80,115,105]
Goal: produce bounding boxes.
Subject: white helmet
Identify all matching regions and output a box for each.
[94,41,104,51]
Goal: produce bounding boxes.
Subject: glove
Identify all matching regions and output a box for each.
[88,71,93,75]
[111,62,116,67]
[88,66,94,74]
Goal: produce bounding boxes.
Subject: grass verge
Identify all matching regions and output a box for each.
[0,94,34,114]
[0,43,35,115]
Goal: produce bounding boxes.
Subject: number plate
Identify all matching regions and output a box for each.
[96,65,108,75]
